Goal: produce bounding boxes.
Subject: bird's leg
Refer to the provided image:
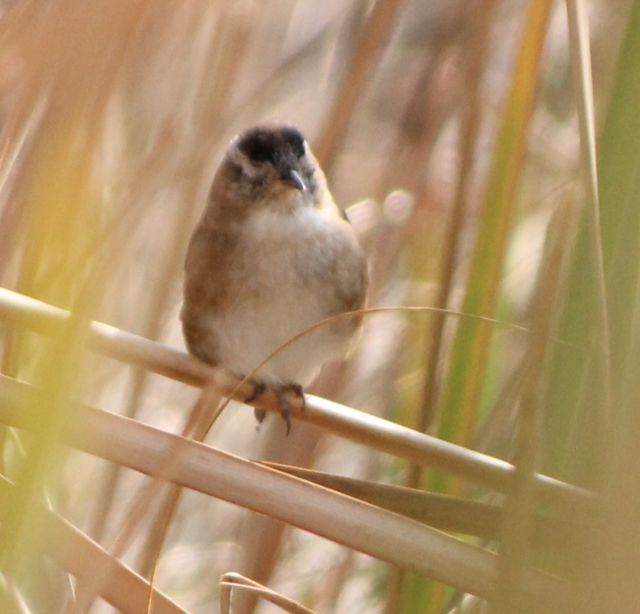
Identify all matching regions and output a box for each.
[286,383,306,411]
[244,380,266,404]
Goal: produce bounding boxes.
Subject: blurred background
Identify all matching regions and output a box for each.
[1,0,639,612]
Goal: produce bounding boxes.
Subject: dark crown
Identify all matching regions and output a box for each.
[237,125,306,165]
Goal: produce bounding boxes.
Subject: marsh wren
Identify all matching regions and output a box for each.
[181,125,368,432]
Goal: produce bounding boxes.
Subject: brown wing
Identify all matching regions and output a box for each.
[181,222,237,366]
[326,237,368,334]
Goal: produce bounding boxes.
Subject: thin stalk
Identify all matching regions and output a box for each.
[0,375,573,609]
[0,290,593,513]
[491,202,573,613]
[260,462,586,548]
[432,0,554,494]
[314,0,405,173]
[565,0,613,480]
[0,475,185,614]
[413,0,496,477]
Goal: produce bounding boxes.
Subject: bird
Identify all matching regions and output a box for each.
[181,124,368,433]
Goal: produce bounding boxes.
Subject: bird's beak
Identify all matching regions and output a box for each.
[280,167,307,192]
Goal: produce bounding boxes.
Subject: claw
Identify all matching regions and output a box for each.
[254,407,267,425]
[275,389,291,435]
[247,382,268,429]
[278,383,304,435]
[288,383,306,411]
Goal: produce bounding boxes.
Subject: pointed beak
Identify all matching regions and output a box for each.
[280,167,307,192]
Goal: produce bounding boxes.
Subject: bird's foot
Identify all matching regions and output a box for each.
[247,381,305,435]
[245,381,268,429]
[274,383,306,435]
[244,380,266,404]
[285,383,306,412]
[274,388,292,435]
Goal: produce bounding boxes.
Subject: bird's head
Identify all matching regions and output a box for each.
[223,124,322,210]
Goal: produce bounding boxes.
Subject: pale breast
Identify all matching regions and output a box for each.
[212,206,365,384]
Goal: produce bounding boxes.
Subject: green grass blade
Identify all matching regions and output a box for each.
[542,0,640,482]
[431,0,553,493]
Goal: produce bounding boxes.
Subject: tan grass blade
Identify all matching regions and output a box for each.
[493,201,575,612]
[415,0,497,443]
[260,462,584,548]
[0,287,590,512]
[564,0,612,464]
[219,573,315,614]
[0,475,185,614]
[314,0,405,172]
[0,374,571,609]
[433,0,554,492]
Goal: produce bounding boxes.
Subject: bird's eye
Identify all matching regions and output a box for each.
[239,135,274,164]
[282,128,306,159]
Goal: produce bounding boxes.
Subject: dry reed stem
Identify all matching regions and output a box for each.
[0,374,572,609]
[91,2,246,553]
[260,462,585,547]
[219,572,315,614]
[0,287,592,512]
[314,550,356,613]
[314,0,405,173]
[0,475,185,614]
[0,574,29,613]
[415,0,496,447]
[377,29,461,199]
[73,387,224,611]
[434,0,553,472]
[565,0,613,481]
[492,202,574,612]
[140,388,225,607]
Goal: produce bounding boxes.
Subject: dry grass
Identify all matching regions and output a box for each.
[1,1,639,613]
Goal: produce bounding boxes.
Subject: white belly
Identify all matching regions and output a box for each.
[211,207,355,384]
